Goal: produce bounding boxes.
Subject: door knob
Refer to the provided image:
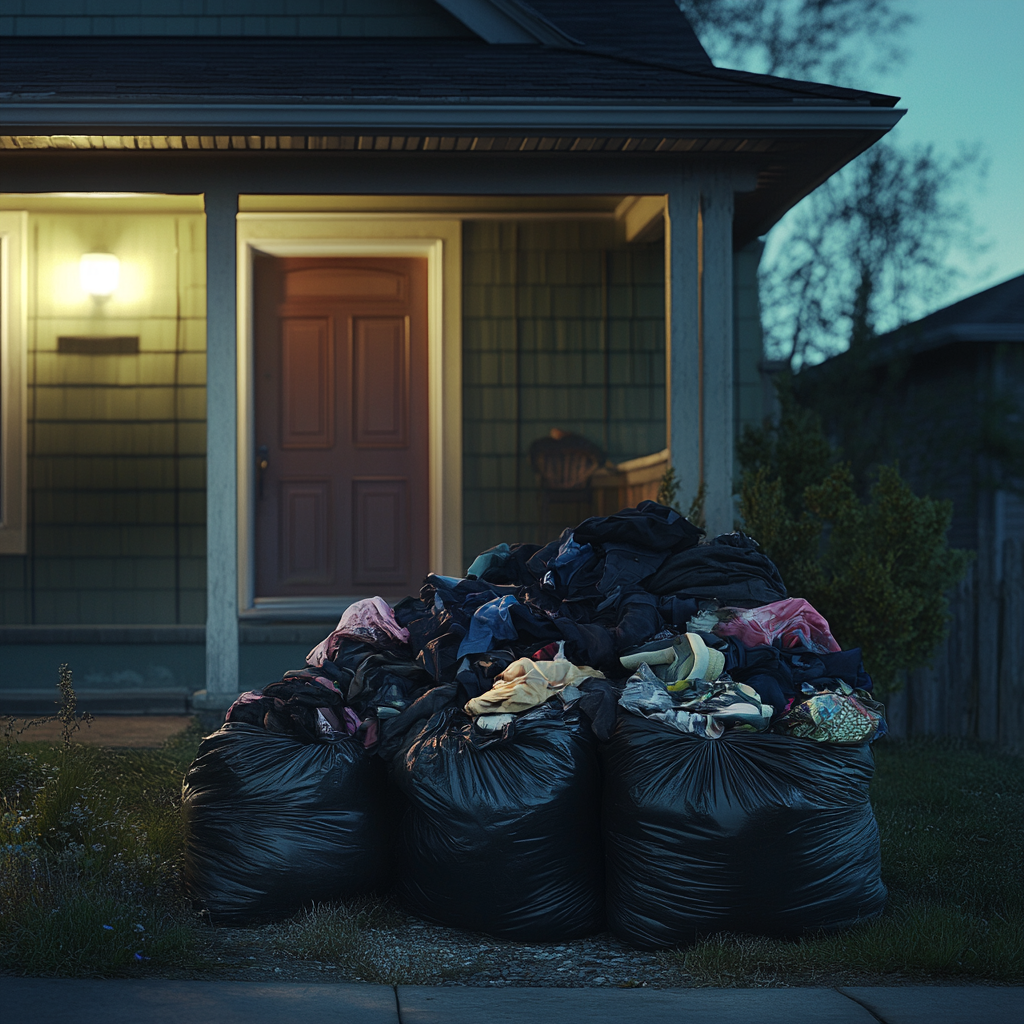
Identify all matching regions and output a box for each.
[257,444,269,498]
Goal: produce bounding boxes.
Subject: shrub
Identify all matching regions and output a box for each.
[737,383,970,694]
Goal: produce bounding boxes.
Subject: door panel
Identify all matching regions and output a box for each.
[280,479,332,585]
[280,317,334,449]
[284,266,407,302]
[352,478,409,585]
[352,316,409,448]
[254,255,429,599]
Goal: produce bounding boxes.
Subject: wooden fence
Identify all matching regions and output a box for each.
[886,538,1024,752]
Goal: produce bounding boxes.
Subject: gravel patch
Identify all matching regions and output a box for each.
[196,912,689,988]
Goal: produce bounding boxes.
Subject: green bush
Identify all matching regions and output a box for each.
[737,383,970,694]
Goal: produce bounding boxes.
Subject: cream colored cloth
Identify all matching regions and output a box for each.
[464,658,605,716]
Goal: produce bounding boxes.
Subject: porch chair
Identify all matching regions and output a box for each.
[529,429,606,541]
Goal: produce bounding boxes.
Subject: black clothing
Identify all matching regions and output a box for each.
[644,531,787,607]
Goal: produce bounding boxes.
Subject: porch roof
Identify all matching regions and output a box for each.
[0,30,902,244]
[0,36,897,110]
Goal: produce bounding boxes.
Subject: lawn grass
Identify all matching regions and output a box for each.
[671,736,1023,986]
[0,718,207,977]
[2,717,1020,983]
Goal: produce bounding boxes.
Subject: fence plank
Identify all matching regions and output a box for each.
[999,539,1024,752]
[976,544,1000,742]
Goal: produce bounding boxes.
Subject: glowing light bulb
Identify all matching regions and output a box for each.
[79,253,120,297]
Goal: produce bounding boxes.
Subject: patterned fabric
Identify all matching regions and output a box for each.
[618,663,772,738]
[774,690,887,744]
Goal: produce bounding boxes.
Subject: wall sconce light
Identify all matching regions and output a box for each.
[79,253,120,297]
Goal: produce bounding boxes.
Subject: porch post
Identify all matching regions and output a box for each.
[665,177,702,512]
[666,172,737,538]
[194,186,240,712]
[700,174,736,538]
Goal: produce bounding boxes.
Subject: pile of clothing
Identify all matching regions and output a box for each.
[184,500,887,942]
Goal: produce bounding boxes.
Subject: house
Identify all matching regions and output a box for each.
[0,0,902,715]
[796,274,1024,747]
[796,273,1024,572]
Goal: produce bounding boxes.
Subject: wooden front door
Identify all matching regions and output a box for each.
[254,255,429,599]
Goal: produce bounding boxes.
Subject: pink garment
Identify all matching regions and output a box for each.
[224,691,263,722]
[307,597,410,667]
[713,597,841,653]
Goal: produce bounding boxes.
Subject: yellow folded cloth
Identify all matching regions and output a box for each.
[464,658,605,716]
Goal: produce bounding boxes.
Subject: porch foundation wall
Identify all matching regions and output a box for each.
[0,625,333,716]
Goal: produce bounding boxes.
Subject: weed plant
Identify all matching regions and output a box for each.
[276,897,484,984]
[0,679,206,977]
[670,737,1023,985]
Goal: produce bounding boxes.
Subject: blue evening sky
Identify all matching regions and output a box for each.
[869,0,1024,305]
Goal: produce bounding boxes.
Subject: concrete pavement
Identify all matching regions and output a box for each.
[1,979,1020,1024]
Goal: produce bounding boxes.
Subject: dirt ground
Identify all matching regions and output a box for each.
[5,715,194,748]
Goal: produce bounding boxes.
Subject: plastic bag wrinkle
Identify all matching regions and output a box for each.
[182,723,395,925]
[601,715,886,949]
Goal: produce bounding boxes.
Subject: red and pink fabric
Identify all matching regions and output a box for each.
[306,597,410,667]
[713,597,841,653]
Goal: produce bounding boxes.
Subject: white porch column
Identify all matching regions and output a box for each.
[700,174,736,538]
[665,172,737,539]
[665,178,702,512]
[194,187,240,711]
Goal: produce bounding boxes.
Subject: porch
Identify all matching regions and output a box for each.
[0,182,766,714]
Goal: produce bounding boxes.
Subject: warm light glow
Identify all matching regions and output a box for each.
[79,253,120,297]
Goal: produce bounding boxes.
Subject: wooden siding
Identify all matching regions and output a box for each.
[461,219,666,562]
[0,0,469,38]
[0,211,206,625]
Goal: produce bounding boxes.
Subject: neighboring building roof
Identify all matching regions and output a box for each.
[874,274,1024,359]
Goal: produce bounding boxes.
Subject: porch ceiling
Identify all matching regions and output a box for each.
[0,129,889,248]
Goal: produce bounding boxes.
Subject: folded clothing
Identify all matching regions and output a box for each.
[225,670,361,745]
[307,597,410,666]
[714,597,841,653]
[643,531,787,608]
[618,663,772,739]
[464,657,605,716]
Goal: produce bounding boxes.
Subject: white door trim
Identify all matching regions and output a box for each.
[235,215,463,619]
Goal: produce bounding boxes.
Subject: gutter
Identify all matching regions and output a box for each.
[0,102,905,135]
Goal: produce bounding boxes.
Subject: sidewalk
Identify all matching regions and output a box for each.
[2,979,1019,1024]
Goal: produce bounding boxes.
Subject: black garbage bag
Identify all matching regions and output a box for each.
[392,702,604,941]
[182,723,394,925]
[601,715,886,949]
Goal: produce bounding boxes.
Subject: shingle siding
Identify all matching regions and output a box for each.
[0,211,207,625]
[461,219,667,564]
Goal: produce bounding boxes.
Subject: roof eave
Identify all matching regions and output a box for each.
[0,101,905,135]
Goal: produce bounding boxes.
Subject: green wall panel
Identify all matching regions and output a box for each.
[461,219,667,565]
[0,209,207,625]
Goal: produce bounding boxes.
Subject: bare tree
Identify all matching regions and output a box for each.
[760,141,987,369]
[678,0,911,86]
[679,0,987,371]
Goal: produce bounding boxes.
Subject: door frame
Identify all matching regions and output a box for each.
[236,214,462,618]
